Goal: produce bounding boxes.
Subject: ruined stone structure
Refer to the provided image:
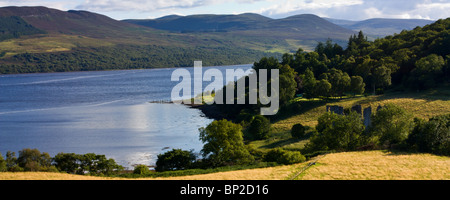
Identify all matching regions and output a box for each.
[363,106,372,128]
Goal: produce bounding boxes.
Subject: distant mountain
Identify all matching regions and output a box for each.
[124,13,272,32]
[325,17,435,38]
[125,13,355,41]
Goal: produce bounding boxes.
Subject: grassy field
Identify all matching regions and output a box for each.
[249,87,450,151]
[296,151,450,180]
[1,150,448,180]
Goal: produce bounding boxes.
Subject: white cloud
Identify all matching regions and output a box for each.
[256,0,364,16]
[75,0,265,12]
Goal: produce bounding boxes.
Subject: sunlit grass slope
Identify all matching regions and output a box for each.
[1,151,448,180]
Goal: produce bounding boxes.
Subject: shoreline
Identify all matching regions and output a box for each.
[149,100,226,121]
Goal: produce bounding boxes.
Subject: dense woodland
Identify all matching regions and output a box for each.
[0,45,280,74]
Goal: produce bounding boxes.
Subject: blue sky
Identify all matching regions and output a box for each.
[0,0,449,20]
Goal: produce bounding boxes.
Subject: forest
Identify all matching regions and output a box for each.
[0,45,280,74]
[213,18,450,119]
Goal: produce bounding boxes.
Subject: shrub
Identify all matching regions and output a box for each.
[133,164,151,175]
[247,115,271,140]
[291,123,306,139]
[407,114,450,156]
[263,148,306,165]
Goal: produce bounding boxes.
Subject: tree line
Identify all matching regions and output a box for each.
[208,18,449,121]
[303,105,449,156]
[0,44,280,74]
[0,149,123,175]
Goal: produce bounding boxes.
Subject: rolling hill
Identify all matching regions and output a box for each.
[326,17,435,38]
[0,6,286,73]
[125,13,356,47]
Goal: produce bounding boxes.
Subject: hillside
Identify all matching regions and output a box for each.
[0,6,284,73]
[124,13,354,39]
[123,13,273,32]
[1,151,448,180]
[0,6,144,38]
[125,13,356,50]
[326,17,435,37]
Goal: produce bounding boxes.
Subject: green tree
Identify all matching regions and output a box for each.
[350,76,365,96]
[247,115,271,140]
[253,56,280,75]
[372,65,392,94]
[53,153,80,174]
[263,148,305,165]
[133,164,151,175]
[78,153,123,175]
[306,111,365,152]
[370,104,414,147]
[155,149,196,172]
[278,64,298,105]
[315,79,332,98]
[5,151,21,172]
[0,153,6,172]
[327,68,351,97]
[409,54,445,89]
[199,119,254,166]
[300,68,317,98]
[407,114,449,156]
[17,148,52,172]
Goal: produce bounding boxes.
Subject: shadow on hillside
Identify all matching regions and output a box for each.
[270,100,328,123]
[364,85,450,104]
[260,138,301,149]
[260,131,314,149]
[383,150,423,156]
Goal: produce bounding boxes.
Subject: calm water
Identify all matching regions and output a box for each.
[0,64,252,169]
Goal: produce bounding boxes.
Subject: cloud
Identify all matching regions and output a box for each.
[75,0,264,12]
[255,0,364,16]
[1,0,448,20]
[255,0,449,20]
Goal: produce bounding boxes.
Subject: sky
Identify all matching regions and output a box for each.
[0,0,449,20]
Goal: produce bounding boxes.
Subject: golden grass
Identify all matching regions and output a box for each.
[298,151,450,180]
[0,172,121,180]
[0,163,307,180]
[1,151,447,180]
